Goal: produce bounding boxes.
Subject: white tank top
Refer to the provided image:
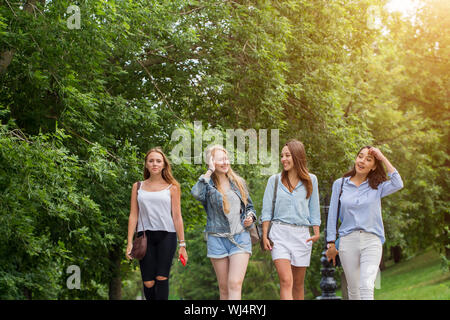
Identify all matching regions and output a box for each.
[137,182,175,232]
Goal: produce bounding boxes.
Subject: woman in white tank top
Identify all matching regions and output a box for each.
[126,148,187,300]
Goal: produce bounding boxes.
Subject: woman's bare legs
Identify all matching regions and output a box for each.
[210,252,250,300]
[274,259,293,300]
[227,253,250,300]
[291,266,307,300]
[211,257,229,300]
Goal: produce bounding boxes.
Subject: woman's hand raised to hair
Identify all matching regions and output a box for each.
[208,155,215,172]
[368,147,385,161]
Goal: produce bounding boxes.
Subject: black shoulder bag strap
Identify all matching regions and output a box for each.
[266,173,279,244]
[332,177,345,267]
[336,177,345,235]
[259,173,279,250]
[271,173,279,220]
[136,181,143,233]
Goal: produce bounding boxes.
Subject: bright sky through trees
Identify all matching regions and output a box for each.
[386,0,422,16]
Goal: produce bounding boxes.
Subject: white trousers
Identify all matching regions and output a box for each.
[339,230,382,300]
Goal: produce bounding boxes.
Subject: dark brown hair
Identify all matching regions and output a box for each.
[343,146,387,189]
[282,140,313,198]
[143,147,180,189]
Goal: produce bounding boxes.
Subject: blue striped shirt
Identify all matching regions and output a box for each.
[326,170,404,244]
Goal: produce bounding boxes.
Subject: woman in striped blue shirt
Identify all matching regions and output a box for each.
[326,146,403,300]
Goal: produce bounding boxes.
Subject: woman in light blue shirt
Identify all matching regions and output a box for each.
[325,146,403,300]
[261,140,321,300]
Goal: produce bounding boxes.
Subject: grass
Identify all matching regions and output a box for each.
[337,248,450,300]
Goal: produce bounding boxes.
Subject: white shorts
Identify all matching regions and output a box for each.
[269,222,312,267]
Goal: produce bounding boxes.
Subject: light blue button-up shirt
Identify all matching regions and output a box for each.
[261,173,321,227]
[326,170,404,244]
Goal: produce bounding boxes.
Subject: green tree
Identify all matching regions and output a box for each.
[1,0,447,300]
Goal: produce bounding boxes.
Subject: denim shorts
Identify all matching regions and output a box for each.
[207,231,252,259]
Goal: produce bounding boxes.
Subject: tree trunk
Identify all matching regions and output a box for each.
[23,287,32,300]
[108,248,122,300]
[0,50,14,74]
[391,245,402,263]
[24,0,44,13]
[446,207,450,259]
[379,246,386,271]
[308,284,320,298]
[0,0,45,73]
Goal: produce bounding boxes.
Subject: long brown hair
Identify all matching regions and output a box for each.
[206,145,248,214]
[343,146,387,189]
[143,147,180,189]
[282,140,313,198]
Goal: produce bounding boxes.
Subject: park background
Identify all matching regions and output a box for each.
[0,0,448,299]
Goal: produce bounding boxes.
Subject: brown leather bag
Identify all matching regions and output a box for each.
[130,181,147,260]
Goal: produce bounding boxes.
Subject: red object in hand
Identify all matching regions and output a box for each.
[179,253,186,266]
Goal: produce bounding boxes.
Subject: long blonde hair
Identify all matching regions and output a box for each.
[206,145,248,214]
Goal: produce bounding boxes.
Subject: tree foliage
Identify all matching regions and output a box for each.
[0,0,447,299]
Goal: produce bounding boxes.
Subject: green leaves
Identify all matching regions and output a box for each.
[0,0,447,299]
[0,125,105,298]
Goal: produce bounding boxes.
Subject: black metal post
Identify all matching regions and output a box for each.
[316,204,341,300]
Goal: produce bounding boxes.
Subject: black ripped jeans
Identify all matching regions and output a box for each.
[138,230,177,300]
